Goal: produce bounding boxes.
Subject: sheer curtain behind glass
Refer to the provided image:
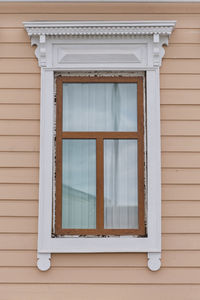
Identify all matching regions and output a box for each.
[62,139,96,229]
[104,140,138,229]
[62,82,138,229]
[63,83,137,132]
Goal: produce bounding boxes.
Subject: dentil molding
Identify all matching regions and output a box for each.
[24,21,175,36]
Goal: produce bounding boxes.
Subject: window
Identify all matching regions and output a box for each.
[24,20,175,271]
[55,76,145,236]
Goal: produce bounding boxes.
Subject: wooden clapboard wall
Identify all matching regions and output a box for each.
[0,2,200,299]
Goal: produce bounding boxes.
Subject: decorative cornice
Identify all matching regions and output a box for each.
[24,21,176,38]
[24,21,175,68]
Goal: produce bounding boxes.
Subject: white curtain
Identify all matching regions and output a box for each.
[104,140,138,229]
[62,82,138,230]
[62,139,96,229]
[63,83,137,132]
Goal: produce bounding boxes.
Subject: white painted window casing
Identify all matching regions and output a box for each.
[24,20,176,271]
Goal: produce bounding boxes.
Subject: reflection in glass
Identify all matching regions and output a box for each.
[104,139,138,229]
[62,139,96,229]
[63,83,137,132]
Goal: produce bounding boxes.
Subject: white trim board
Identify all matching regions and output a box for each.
[2,0,200,2]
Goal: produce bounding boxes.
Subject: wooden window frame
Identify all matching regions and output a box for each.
[55,76,145,236]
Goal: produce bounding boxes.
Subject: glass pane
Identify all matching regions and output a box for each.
[62,139,96,229]
[104,140,138,229]
[63,83,137,132]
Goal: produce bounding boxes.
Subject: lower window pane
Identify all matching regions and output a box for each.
[104,139,138,229]
[62,139,96,229]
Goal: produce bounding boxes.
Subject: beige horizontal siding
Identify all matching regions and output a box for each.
[162,185,200,200]
[0,152,39,167]
[165,45,200,59]
[0,217,38,233]
[161,90,200,105]
[161,121,200,136]
[0,168,38,184]
[0,136,39,151]
[162,218,200,234]
[0,200,38,216]
[160,74,200,89]
[0,105,40,120]
[0,285,200,300]
[163,235,200,250]
[0,13,200,29]
[1,3,200,13]
[0,59,39,74]
[0,234,37,250]
[0,89,40,104]
[162,153,200,168]
[169,28,200,43]
[162,169,200,184]
[0,2,200,299]
[161,105,200,120]
[161,59,200,74]
[0,74,40,88]
[161,137,200,151]
[162,201,200,216]
[0,44,35,58]
[0,29,30,43]
[2,267,200,284]
[0,120,39,135]
[1,285,200,300]
[0,184,38,200]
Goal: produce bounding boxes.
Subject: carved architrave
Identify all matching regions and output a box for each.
[24,20,175,272]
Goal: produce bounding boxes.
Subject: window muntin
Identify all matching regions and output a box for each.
[55,76,145,236]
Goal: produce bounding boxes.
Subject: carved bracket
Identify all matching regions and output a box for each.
[148,252,161,271]
[37,253,51,271]
[30,35,47,67]
[153,33,169,67]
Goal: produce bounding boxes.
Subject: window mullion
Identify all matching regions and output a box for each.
[96,137,104,233]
